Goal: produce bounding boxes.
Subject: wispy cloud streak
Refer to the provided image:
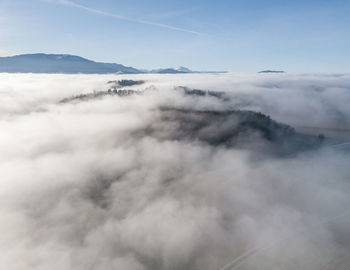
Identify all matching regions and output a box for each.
[58,0,200,35]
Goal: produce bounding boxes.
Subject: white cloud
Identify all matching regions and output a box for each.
[0,73,350,269]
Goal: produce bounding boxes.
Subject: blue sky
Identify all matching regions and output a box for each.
[0,0,349,72]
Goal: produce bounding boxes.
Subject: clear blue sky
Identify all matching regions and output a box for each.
[0,0,349,72]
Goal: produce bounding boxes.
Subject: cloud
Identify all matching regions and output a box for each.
[54,0,201,35]
[0,73,350,270]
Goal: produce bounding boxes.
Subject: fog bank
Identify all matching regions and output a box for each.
[0,73,349,270]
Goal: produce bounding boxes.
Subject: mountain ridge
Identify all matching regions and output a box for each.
[0,53,207,74]
[0,53,140,74]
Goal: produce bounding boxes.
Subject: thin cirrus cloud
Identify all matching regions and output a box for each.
[55,0,201,35]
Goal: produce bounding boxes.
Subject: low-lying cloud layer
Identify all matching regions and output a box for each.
[0,73,349,270]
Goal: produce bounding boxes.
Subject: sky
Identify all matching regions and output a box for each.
[0,0,350,72]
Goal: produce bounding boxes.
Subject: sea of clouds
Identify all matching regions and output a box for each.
[0,72,349,270]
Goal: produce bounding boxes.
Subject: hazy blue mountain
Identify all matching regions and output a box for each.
[150,66,227,74]
[0,54,141,74]
[0,53,225,74]
[175,66,193,73]
[150,67,193,74]
[259,70,286,73]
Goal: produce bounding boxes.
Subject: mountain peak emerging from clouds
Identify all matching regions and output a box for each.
[150,67,193,74]
[175,66,193,73]
[259,70,286,74]
[0,53,140,74]
[0,54,225,74]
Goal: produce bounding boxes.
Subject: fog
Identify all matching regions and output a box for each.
[0,73,349,270]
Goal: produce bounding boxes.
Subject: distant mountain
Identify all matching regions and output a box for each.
[150,67,193,74]
[149,66,226,74]
[0,53,225,74]
[0,54,141,74]
[259,70,286,74]
[175,66,193,73]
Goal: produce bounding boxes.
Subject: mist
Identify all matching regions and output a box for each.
[0,73,349,270]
